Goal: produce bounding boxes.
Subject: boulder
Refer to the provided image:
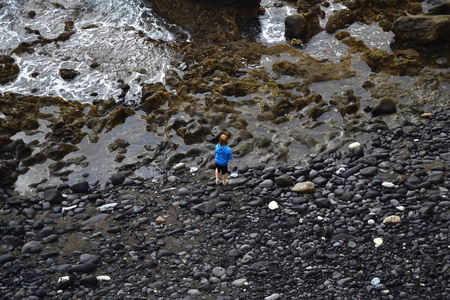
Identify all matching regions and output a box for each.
[150,0,262,40]
[371,97,397,116]
[325,9,356,33]
[285,12,322,41]
[392,15,450,44]
[427,2,450,16]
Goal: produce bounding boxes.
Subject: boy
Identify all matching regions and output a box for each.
[215,134,232,186]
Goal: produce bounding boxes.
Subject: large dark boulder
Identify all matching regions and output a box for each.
[392,15,450,44]
[149,0,262,40]
[285,12,322,41]
[427,2,450,15]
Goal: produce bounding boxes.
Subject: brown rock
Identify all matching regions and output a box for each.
[150,0,262,41]
[156,216,166,224]
[285,12,322,40]
[392,15,450,44]
[0,56,20,85]
[59,69,79,80]
[292,181,315,193]
[325,9,356,33]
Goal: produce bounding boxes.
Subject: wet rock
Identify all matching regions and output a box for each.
[59,68,79,80]
[275,174,294,187]
[44,189,64,204]
[0,55,20,84]
[67,263,97,274]
[22,241,42,254]
[69,181,89,193]
[150,0,262,40]
[0,253,16,264]
[392,15,450,44]
[55,275,75,290]
[362,48,423,76]
[285,12,322,40]
[427,2,450,15]
[325,9,356,33]
[79,274,99,286]
[81,213,110,225]
[109,173,126,186]
[371,97,397,116]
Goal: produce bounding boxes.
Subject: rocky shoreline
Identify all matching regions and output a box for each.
[1,108,449,299]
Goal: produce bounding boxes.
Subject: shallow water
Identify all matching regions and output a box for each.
[2,0,449,196]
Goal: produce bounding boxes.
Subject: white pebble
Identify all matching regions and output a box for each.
[173,162,185,170]
[383,215,401,224]
[373,237,383,247]
[396,206,405,211]
[348,142,361,149]
[97,275,111,281]
[268,201,279,210]
[61,205,77,213]
[367,219,375,225]
[382,182,395,188]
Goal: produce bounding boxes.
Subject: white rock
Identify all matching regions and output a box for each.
[396,206,405,211]
[189,167,198,173]
[97,275,111,281]
[61,205,77,213]
[291,181,315,193]
[58,276,70,283]
[173,162,185,170]
[348,142,361,149]
[97,203,118,211]
[335,167,346,175]
[268,201,279,210]
[367,219,375,225]
[373,237,383,247]
[383,215,401,224]
[382,182,395,188]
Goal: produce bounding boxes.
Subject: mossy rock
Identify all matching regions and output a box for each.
[371,97,397,116]
[362,48,423,76]
[325,9,356,33]
[0,56,20,84]
[59,69,79,80]
[150,0,261,40]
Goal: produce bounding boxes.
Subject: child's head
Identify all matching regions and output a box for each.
[219,134,228,146]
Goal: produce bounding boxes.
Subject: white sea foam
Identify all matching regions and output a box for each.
[0,0,186,104]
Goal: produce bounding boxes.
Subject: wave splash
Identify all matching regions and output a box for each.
[0,0,186,103]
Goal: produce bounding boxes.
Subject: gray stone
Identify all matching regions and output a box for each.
[22,241,42,254]
[44,189,64,204]
[81,213,110,226]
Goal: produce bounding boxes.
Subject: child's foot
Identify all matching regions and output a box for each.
[215,180,220,185]
[223,180,228,186]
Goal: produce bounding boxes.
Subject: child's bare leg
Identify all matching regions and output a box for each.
[215,168,220,182]
[222,172,228,184]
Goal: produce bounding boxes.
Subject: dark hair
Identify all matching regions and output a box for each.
[219,134,228,146]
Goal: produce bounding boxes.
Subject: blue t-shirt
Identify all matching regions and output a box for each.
[215,144,232,166]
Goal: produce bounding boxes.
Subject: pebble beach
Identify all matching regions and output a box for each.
[1,108,449,300]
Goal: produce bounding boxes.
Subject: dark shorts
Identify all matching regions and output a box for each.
[215,163,228,175]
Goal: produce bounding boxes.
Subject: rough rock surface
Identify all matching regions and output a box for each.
[392,15,450,44]
[150,0,262,40]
